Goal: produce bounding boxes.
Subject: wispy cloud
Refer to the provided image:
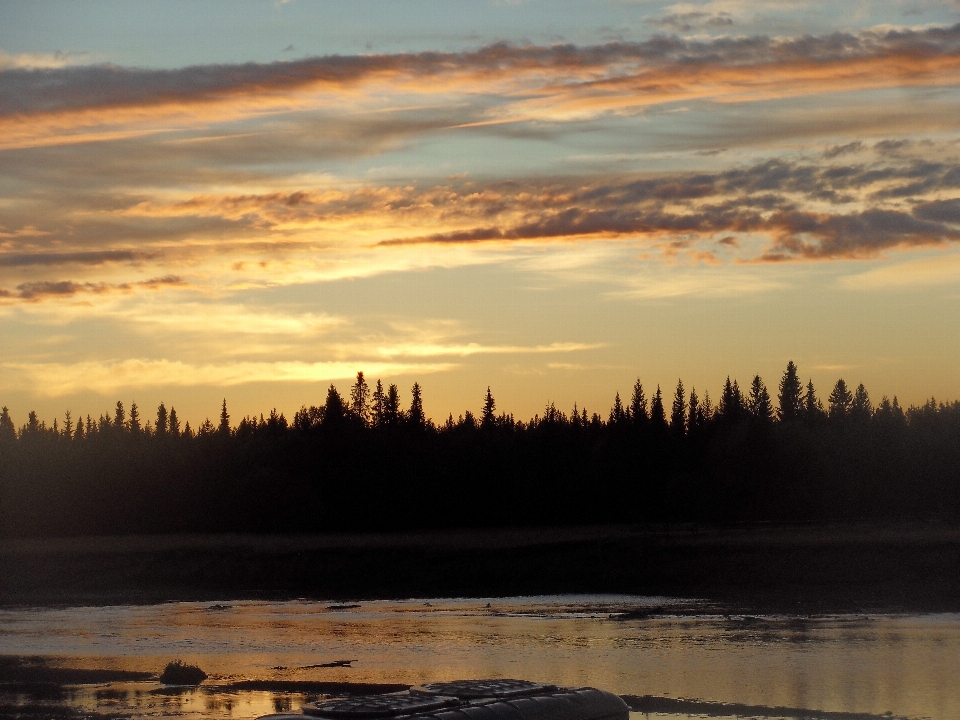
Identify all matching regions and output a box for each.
[0,275,185,302]
[2,359,456,396]
[0,250,147,267]
[374,341,604,357]
[840,252,960,289]
[0,49,89,70]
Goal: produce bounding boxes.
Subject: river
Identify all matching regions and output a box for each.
[0,595,956,719]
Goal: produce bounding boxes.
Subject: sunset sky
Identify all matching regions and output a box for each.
[2,0,960,427]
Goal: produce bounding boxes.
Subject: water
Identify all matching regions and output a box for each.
[0,595,957,719]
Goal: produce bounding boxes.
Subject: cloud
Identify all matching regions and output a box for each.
[4,23,960,148]
[0,49,86,70]
[611,270,784,298]
[840,252,960,289]
[913,198,960,224]
[2,359,457,396]
[374,341,604,357]
[652,11,734,32]
[0,250,146,267]
[762,208,959,259]
[1,275,185,302]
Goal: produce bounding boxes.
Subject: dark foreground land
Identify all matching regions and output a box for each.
[2,522,960,613]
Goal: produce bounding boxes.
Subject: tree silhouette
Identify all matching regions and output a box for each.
[650,386,667,433]
[482,387,496,428]
[115,401,125,429]
[408,383,425,427]
[385,384,401,426]
[803,380,824,423]
[687,388,701,434]
[828,379,853,419]
[156,403,168,437]
[371,380,386,427]
[719,377,744,422]
[322,385,346,426]
[778,361,803,422]
[749,375,772,423]
[670,380,686,436]
[350,372,370,425]
[219,399,231,436]
[609,392,626,425]
[129,402,141,434]
[169,407,181,438]
[0,407,15,443]
[851,383,872,422]
[629,379,648,425]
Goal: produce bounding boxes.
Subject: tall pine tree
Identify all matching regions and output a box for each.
[778,360,803,422]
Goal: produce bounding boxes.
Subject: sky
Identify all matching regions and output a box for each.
[2,0,960,427]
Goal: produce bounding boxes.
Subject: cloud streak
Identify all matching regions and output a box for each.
[0,250,147,267]
[2,359,457,396]
[0,275,185,302]
[3,23,960,148]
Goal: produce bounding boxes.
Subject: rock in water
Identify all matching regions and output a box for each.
[159,660,208,685]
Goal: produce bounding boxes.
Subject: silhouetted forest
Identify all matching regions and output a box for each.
[2,363,959,538]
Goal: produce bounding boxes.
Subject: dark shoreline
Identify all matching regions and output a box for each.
[0,657,915,720]
[3,522,960,613]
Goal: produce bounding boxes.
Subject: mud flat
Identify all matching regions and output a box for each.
[2,522,960,612]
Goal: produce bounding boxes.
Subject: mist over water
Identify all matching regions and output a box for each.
[1,595,957,719]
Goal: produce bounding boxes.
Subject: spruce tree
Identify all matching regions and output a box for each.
[778,360,803,422]
[687,388,701,434]
[720,377,743,421]
[156,403,168,436]
[169,408,181,438]
[219,399,231,435]
[629,379,648,425]
[749,375,773,423]
[850,383,872,421]
[609,392,626,425]
[0,407,15,443]
[408,383,425,427]
[385,384,401,425]
[322,385,345,426]
[371,380,386,427]
[828,379,853,419]
[701,391,713,422]
[670,379,686,435]
[803,380,823,422]
[482,387,496,428]
[115,401,126,429]
[129,402,141,434]
[650,386,667,432]
[350,371,370,424]
[63,410,73,438]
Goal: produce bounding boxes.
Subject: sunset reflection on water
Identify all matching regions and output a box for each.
[0,596,957,719]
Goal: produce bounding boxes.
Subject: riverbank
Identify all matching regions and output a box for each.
[2,522,959,612]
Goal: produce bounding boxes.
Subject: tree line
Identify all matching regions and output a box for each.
[1,362,959,537]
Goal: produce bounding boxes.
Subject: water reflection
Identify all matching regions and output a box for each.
[0,596,957,719]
